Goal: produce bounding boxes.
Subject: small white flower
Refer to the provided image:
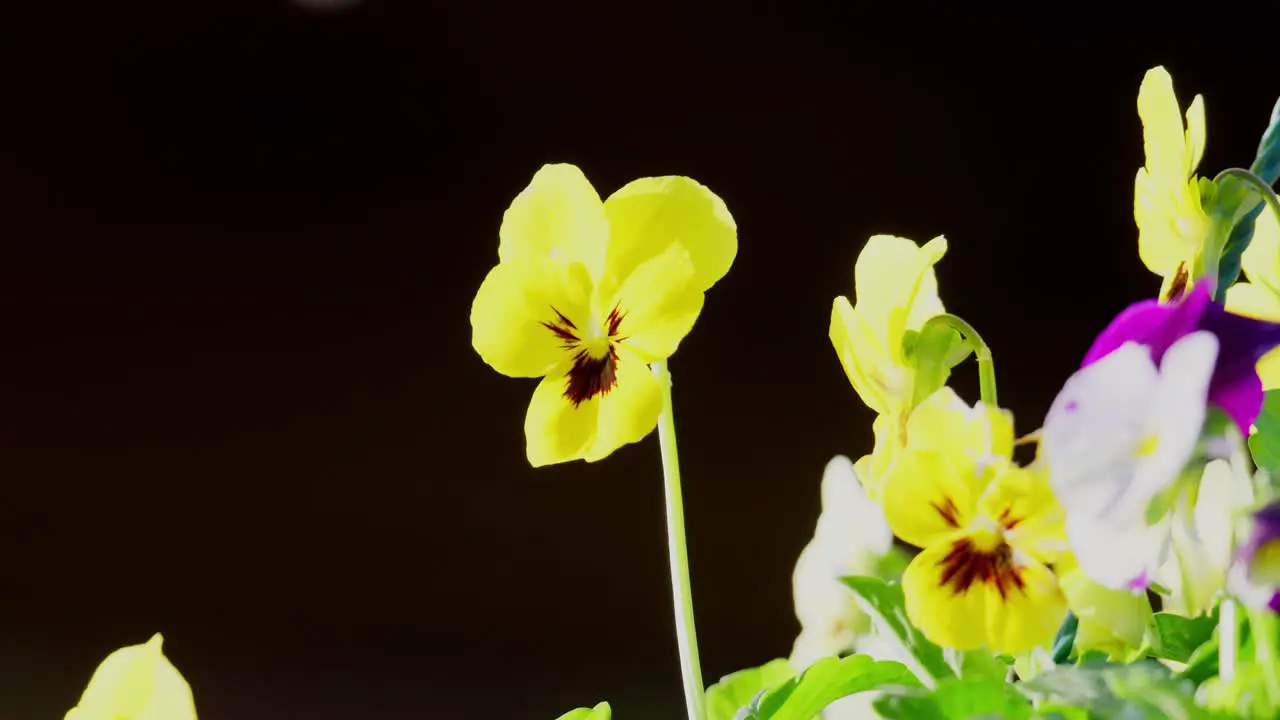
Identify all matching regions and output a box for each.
[790,455,893,671]
[1039,332,1219,589]
[1156,458,1254,616]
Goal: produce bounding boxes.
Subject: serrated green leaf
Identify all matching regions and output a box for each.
[746,654,920,720]
[1252,96,1280,185]
[873,677,1032,719]
[555,701,611,720]
[1250,391,1280,476]
[1152,612,1217,663]
[705,659,795,720]
[840,576,955,686]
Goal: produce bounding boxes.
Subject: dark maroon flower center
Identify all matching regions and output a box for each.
[541,305,628,407]
[937,536,1027,599]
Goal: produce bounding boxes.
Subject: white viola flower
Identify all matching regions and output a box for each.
[790,455,894,672]
[1156,458,1254,616]
[1039,332,1219,590]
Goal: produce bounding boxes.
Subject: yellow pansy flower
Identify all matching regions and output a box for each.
[65,634,197,720]
[1225,205,1280,389]
[470,164,736,466]
[880,388,1069,654]
[1133,65,1211,301]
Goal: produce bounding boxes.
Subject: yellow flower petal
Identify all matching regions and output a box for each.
[980,465,1068,565]
[902,535,990,651]
[1224,281,1280,390]
[982,558,1068,655]
[65,634,197,720]
[605,242,704,362]
[470,258,593,378]
[1133,67,1211,286]
[852,235,947,346]
[585,345,662,461]
[881,450,980,548]
[904,387,1015,461]
[498,164,609,275]
[599,176,737,300]
[1137,67,1193,193]
[524,360,600,467]
[1240,205,1280,296]
[903,537,1065,654]
[830,295,899,416]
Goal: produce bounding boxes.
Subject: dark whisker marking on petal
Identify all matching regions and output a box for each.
[932,497,961,527]
[936,536,1026,600]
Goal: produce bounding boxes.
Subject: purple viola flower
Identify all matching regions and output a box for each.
[1081,281,1280,433]
[1228,501,1280,612]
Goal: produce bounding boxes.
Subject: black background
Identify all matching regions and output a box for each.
[0,2,1276,718]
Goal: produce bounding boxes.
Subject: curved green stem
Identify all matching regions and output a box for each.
[925,313,997,406]
[1214,168,1280,229]
[651,360,706,720]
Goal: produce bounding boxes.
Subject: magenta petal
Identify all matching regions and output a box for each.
[1208,372,1263,435]
[1081,283,1212,367]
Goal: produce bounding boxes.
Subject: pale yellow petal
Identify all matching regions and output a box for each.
[982,466,1069,565]
[584,345,662,461]
[1058,557,1150,658]
[470,259,591,378]
[524,363,599,467]
[600,175,737,299]
[830,296,901,416]
[1135,169,1184,277]
[66,634,197,720]
[983,558,1067,655]
[904,386,1015,462]
[1184,94,1206,175]
[498,164,609,275]
[1260,347,1280,392]
[1226,282,1280,322]
[902,538,990,651]
[1240,204,1280,295]
[1137,67,1188,186]
[881,450,979,548]
[853,235,947,341]
[607,243,703,363]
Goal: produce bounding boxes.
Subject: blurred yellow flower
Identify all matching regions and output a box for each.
[1133,65,1212,301]
[881,388,1069,654]
[65,634,196,720]
[470,164,736,466]
[1225,206,1280,389]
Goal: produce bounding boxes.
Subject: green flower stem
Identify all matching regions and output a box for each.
[651,360,706,720]
[927,313,997,406]
[1219,596,1238,684]
[1214,168,1280,230]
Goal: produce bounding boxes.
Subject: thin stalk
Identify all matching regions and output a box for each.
[652,360,706,720]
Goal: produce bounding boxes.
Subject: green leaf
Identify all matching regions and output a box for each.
[1216,201,1265,294]
[1025,662,1230,719]
[743,654,921,720]
[705,659,795,720]
[555,702,611,720]
[1152,612,1217,663]
[1051,612,1078,664]
[873,677,1032,719]
[951,648,1009,682]
[1250,390,1280,476]
[909,321,966,408]
[840,576,955,686]
[1252,95,1280,185]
